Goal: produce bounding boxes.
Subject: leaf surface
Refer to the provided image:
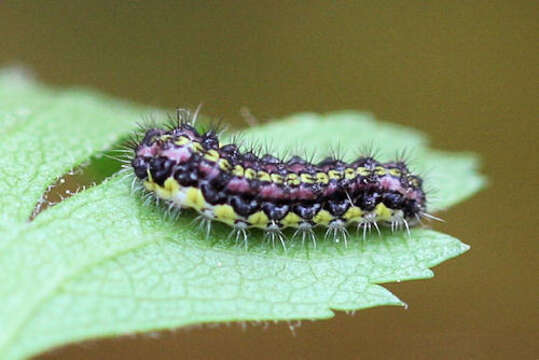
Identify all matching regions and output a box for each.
[0,69,151,225]
[0,72,485,359]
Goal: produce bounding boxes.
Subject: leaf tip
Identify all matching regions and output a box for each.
[460,242,471,253]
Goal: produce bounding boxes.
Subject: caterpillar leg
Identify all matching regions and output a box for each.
[263,221,287,251]
[194,211,213,239]
[292,222,317,248]
[389,212,412,238]
[228,222,249,249]
[325,220,349,247]
[357,219,381,240]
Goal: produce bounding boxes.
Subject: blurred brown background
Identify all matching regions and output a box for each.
[1,1,537,359]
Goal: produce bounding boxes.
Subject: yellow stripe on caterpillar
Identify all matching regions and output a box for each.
[300,173,315,184]
[344,168,356,179]
[204,149,220,162]
[232,164,244,177]
[286,173,301,186]
[219,159,231,171]
[248,211,269,228]
[174,136,190,146]
[258,171,271,182]
[374,203,392,221]
[192,141,204,153]
[375,166,386,176]
[155,177,180,200]
[143,180,156,192]
[244,168,257,180]
[281,212,301,227]
[313,209,334,225]
[316,172,329,184]
[213,204,238,225]
[343,206,363,221]
[328,170,343,180]
[270,173,284,184]
[184,187,206,210]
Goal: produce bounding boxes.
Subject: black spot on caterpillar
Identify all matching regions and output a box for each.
[123,108,440,249]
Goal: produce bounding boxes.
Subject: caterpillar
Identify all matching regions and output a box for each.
[127,108,437,248]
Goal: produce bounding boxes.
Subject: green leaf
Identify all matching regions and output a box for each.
[0,70,485,360]
[0,68,153,225]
